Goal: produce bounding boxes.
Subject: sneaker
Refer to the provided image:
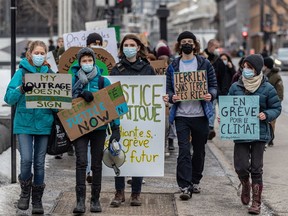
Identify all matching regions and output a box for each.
[179,187,192,200]
[54,154,63,159]
[192,184,201,193]
[142,179,145,184]
[127,177,132,185]
[86,174,92,184]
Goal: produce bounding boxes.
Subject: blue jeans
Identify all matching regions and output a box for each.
[18,134,49,185]
[115,177,143,193]
[175,116,209,189]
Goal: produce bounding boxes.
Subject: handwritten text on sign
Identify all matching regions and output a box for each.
[58,82,127,141]
[103,76,166,177]
[219,95,260,140]
[25,74,72,109]
[174,71,208,101]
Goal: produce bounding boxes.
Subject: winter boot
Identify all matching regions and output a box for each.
[168,138,175,150]
[90,185,102,212]
[110,190,125,207]
[248,184,263,215]
[17,174,33,210]
[73,185,86,213]
[240,178,251,205]
[130,193,142,206]
[31,184,45,214]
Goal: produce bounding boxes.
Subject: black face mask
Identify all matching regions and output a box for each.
[181,43,193,55]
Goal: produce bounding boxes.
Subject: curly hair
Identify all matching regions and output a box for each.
[174,39,201,55]
[118,34,148,59]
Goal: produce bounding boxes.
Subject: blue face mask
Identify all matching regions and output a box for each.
[32,54,45,67]
[81,64,94,73]
[123,47,137,58]
[242,68,255,79]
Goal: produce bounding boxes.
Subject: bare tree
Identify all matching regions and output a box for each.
[25,0,58,38]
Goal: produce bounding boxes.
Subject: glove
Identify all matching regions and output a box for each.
[109,126,121,144]
[80,90,94,102]
[22,83,34,93]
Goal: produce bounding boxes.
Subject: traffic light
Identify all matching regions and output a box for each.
[115,0,131,12]
[242,31,248,39]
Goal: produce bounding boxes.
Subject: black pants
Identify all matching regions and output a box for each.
[234,141,266,184]
[175,116,209,189]
[74,130,106,188]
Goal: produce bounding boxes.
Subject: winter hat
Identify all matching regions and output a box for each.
[177,31,196,43]
[155,41,167,53]
[263,57,274,69]
[77,47,96,66]
[243,54,264,75]
[156,46,171,58]
[86,32,103,46]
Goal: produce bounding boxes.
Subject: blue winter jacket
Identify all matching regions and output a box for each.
[71,64,120,129]
[229,76,281,143]
[166,55,218,124]
[4,58,54,135]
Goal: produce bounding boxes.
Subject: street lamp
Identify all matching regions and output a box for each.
[156,4,170,41]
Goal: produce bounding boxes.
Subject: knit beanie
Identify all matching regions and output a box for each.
[77,47,96,66]
[156,46,171,58]
[177,31,196,43]
[263,57,274,69]
[243,54,264,75]
[86,32,103,46]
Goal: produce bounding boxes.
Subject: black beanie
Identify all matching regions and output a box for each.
[177,31,196,43]
[86,32,103,46]
[264,57,274,69]
[77,47,96,66]
[244,54,264,75]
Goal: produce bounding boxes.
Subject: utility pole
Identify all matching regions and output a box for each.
[10,0,17,184]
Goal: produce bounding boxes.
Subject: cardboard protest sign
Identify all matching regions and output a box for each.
[25,73,72,109]
[219,95,260,140]
[58,47,115,75]
[102,76,166,177]
[174,70,208,101]
[63,28,118,62]
[150,60,167,75]
[57,81,127,141]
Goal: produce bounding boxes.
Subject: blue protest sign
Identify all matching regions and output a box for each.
[219,95,260,140]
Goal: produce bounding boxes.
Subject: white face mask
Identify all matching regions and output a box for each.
[213,49,220,56]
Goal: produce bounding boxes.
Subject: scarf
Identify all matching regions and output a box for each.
[72,67,97,98]
[242,72,263,93]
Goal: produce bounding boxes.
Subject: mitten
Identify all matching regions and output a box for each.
[80,90,94,102]
[22,84,34,93]
[109,125,121,143]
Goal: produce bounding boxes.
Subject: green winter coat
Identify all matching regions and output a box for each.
[264,67,284,101]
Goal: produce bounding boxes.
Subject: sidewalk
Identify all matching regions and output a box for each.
[0,139,274,216]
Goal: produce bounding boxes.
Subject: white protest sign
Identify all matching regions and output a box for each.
[102,76,166,177]
[46,51,58,73]
[85,20,108,30]
[25,73,72,109]
[63,28,118,62]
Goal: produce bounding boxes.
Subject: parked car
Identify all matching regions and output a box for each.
[274,48,288,71]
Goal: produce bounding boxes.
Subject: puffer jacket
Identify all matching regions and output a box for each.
[265,67,284,101]
[110,57,155,76]
[166,55,218,124]
[4,58,54,134]
[229,76,282,143]
[71,64,120,128]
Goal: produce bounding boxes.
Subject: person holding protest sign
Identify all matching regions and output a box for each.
[109,34,155,207]
[227,54,281,214]
[84,32,105,184]
[4,40,54,214]
[166,31,217,200]
[71,47,121,213]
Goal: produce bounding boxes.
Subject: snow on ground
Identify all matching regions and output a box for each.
[0,69,11,116]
